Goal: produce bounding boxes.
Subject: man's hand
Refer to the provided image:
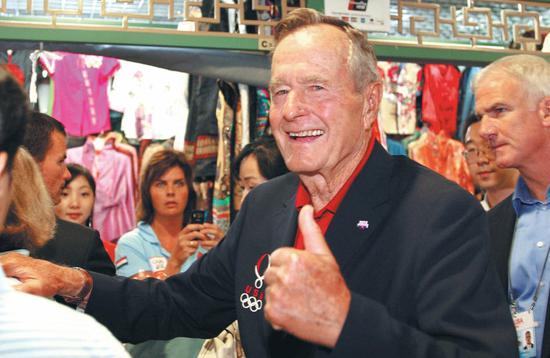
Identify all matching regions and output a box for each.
[0,253,85,298]
[264,205,351,348]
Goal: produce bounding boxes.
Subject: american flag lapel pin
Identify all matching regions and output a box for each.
[356,220,369,230]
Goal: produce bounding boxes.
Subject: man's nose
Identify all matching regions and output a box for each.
[478,116,495,142]
[283,90,306,120]
[63,166,71,181]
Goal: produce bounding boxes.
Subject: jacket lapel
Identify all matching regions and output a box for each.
[325,143,393,273]
[268,176,299,252]
[490,197,516,291]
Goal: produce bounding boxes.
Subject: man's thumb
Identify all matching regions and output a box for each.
[299,205,332,256]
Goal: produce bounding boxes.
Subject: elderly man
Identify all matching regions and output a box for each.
[1,9,516,357]
[462,113,518,210]
[475,54,550,358]
[0,69,129,357]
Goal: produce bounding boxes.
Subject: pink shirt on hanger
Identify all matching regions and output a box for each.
[40,52,120,136]
[67,139,136,243]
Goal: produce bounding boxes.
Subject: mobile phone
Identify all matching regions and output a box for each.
[191,210,206,224]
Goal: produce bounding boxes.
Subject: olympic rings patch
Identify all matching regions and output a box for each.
[240,253,270,313]
[240,292,263,312]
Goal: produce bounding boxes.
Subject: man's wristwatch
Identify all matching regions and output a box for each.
[63,267,93,311]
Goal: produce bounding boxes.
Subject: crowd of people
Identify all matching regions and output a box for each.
[0,7,549,358]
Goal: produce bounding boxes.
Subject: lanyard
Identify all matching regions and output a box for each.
[509,224,550,313]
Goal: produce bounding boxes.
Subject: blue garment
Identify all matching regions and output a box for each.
[510,177,550,358]
[457,67,481,141]
[386,138,407,156]
[0,267,129,357]
[115,221,206,277]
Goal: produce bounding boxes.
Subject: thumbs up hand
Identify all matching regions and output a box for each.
[264,205,351,348]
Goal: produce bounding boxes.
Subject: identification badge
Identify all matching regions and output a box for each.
[512,309,537,358]
[148,256,168,272]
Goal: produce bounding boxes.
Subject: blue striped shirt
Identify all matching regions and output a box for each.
[0,266,130,357]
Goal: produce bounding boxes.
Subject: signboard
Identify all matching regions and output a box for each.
[324,0,391,32]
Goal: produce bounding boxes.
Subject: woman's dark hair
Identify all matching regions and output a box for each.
[137,149,196,225]
[233,136,288,181]
[67,163,96,195]
[64,163,96,227]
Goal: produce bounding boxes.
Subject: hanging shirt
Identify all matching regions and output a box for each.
[212,83,236,233]
[255,88,270,138]
[185,75,219,179]
[387,138,407,156]
[0,50,33,91]
[395,63,422,135]
[67,138,136,242]
[378,61,400,134]
[409,130,474,193]
[109,60,189,142]
[457,67,482,141]
[510,177,550,358]
[422,64,461,137]
[40,52,120,136]
[0,63,24,85]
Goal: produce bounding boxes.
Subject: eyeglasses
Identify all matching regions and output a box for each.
[463,145,495,163]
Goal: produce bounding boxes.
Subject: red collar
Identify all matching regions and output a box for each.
[295,137,375,217]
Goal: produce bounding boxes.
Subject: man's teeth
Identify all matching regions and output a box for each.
[289,130,324,138]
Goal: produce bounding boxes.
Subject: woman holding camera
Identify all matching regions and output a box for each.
[115,149,224,280]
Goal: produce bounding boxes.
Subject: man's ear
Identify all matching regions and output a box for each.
[362,80,382,128]
[539,96,550,127]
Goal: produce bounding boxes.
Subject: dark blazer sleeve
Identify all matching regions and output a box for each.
[331,186,518,358]
[85,198,251,343]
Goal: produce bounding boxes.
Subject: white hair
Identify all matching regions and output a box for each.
[473,54,550,101]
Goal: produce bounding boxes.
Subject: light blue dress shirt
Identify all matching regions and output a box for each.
[510,177,550,358]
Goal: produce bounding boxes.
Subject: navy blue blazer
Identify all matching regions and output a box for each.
[488,197,550,358]
[87,143,517,357]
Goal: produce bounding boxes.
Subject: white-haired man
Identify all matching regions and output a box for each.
[475,54,550,358]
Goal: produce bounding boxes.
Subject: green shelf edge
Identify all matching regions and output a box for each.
[0,0,548,63]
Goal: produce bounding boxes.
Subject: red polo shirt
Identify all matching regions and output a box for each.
[294,137,375,249]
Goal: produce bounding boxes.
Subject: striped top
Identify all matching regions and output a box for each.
[0,266,130,357]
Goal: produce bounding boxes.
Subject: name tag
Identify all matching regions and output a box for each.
[512,309,537,358]
[149,256,168,272]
